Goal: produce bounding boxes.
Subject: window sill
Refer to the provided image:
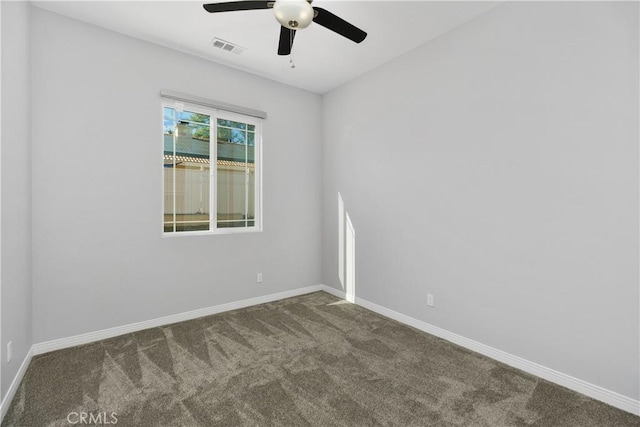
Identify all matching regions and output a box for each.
[161,227,263,238]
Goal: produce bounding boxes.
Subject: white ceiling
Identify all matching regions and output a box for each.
[33,1,501,94]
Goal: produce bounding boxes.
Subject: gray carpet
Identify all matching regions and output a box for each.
[3,291,638,426]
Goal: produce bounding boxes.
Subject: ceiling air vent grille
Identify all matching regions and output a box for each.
[211,37,245,55]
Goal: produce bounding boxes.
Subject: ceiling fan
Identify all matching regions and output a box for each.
[202,0,367,55]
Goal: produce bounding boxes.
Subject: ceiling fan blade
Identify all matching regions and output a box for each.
[312,7,367,43]
[203,1,273,13]
[278,26,296,56]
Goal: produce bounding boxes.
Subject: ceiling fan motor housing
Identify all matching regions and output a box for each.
[273,0,314,30]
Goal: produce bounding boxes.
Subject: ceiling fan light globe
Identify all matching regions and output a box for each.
[273,0,314,30]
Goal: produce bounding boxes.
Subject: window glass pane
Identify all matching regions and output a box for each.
[217,117,254,229]
[218,119,246,130]
[164,156,176,232]
[163,107,175,135]
[164,106,211,233]
[247,145,255,223]
[177,111,210,125]
[164,107,177,233]
[230,129,246,144]
[175,222,209,232]
[174,163,210,228]
[217,162,246,227]
[217,127,231,143]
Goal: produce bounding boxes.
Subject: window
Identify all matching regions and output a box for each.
[163,101,262,234]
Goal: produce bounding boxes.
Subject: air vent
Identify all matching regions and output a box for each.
[211,37,245,55]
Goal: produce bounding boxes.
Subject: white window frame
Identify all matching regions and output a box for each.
[162,99,263,236]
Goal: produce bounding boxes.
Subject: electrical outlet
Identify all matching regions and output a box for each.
[256,273,263,283]
[427,294,434,307]
[7,341,12,363]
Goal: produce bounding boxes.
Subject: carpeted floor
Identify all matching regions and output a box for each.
[3,291,638,426]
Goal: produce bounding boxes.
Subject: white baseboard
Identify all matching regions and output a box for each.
[0,346,33,422]
[10,284,639,419]
[32,285,325,356]
[319,284,346,299]
[319,286,639,417]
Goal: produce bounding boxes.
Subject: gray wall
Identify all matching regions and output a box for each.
[6,0,639,406]
[31,8,323,343]
[322,1,639,400]
[1,1,33,399]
